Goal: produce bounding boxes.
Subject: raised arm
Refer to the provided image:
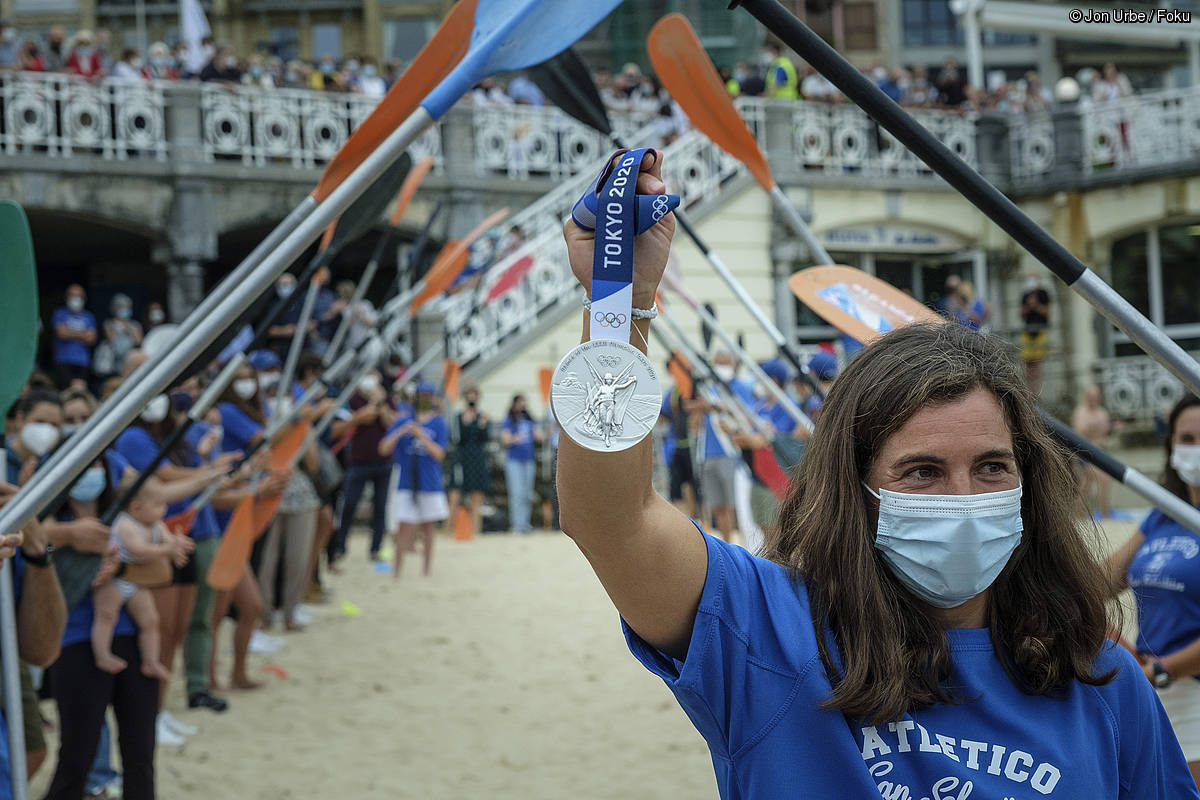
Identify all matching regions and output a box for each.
[556,150,707,660]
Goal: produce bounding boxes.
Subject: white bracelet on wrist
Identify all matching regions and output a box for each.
[581,297,658,320]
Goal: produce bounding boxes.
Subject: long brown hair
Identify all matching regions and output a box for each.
[1164,395,1200,502]
[769,322,1115,724]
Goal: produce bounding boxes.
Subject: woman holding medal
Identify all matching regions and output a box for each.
[556,149,1196,797]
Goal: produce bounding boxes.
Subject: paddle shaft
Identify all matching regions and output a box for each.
[731,0,1200,397]
[391,199,445,299]
[1040,411,1200,532]
[0,561,25,800]
[325,231,394,363]
[0,108,434,537]
[786,263,1200,532]
[660,300,811,432]
[652,322,768,437]
[276,273,324,410]
[605,133,827,398]
[100,364,238,526]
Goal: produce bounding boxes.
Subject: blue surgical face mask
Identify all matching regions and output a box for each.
[69,466,107,502]
[865,484,1024,609]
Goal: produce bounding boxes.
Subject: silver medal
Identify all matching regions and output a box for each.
[551,339,661,453]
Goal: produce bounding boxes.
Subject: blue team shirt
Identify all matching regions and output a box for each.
[114,425,221,540]
[1128,508,1200,660]
[218,402,263,455]
[385,414,448,492]
[757,400,797,436]
[701,415,735,460]
[52,307,97,367]
[502,418,537,462]
[216,402,263,528]
[625,531,1197,799]
[60,450,139,647]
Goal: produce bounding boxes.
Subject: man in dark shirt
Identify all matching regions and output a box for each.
[1019,273,1052,396]
[328,371,395,564]
[199,44,242,83]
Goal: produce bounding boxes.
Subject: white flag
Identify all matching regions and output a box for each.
[179,0,210,75]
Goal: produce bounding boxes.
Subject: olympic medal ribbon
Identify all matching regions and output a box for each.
[572,149,680,344]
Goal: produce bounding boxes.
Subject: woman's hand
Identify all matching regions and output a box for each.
[168,533,194,568]
[564,149,674,310]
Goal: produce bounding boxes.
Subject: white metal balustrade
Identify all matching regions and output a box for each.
[1096,354,1193,423]
[0,72,167,160]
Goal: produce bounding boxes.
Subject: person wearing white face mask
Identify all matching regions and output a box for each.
[556,153,1194,798]
[1107,395,1200,788]
[52,284,97,391]
[7,389,63,486]
[265,274,313,360]
[328,370,396,565]
[97,293,143,378]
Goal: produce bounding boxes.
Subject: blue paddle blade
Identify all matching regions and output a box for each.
[0,202,38,419]
[422,0,624,119]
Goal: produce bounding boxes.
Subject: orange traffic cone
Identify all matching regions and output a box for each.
[453,507,473,541]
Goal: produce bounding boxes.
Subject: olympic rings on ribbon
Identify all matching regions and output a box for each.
[593,311,628,328]
[651,194,673,222]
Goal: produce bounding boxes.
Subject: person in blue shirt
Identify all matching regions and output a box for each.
[212,360,274,692]
[499,394,542,535]
[51,284,97,390]
[114,382,238,728]
[558,163,1195,800]
[379,381,448,577]
[1107,394,1200,786]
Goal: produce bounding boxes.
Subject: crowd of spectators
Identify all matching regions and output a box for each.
[725,42,1138,115]
[0,18,1140,123]
[0,22,400,98]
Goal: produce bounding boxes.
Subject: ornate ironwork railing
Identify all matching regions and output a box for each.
[0,72,167,160]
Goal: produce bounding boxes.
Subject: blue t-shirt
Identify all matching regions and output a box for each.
[385,414,448,493]
[1128,508,1200,660]
[114,425,221,540]
[216,402,264,528]
[502,418,537,462]
[218,402,263,455]
[757,400,797,437]
[701,415,735,460]
[624,532,1197,799]
[52,307,97,367]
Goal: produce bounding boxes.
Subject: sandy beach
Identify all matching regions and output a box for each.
[29,517,1146,799]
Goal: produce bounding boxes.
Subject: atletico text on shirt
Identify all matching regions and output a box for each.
[552,149,679,453]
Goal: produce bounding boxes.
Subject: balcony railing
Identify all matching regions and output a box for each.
[1096,352,1193,424]
[0,72,167,161]
[7,71,1200,194]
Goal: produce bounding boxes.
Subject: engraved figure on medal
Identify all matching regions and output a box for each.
[551,340,660,453]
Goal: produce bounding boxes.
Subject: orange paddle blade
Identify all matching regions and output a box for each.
[251,494,284,539]
[312,0,476,203]
[788,265,938,345]
[453,507,473,541]
[538,367,553,405]
[410,207,508,312]
[388,157,435,226]
[208,495,257,591]
[443,359,461,402]
[648,14,775,193]
[667,353,693,401]
[270,421,312,472]
[164,508,198,538]
[319,222,337,252]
